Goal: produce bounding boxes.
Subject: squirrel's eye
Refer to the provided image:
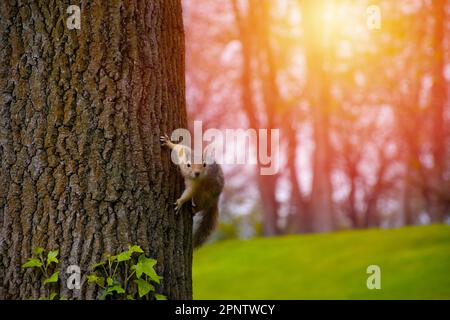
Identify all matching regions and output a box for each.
[203,162,206,167]
[187,162,191,168]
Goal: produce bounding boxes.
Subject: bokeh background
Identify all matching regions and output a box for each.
[182,0,450,299]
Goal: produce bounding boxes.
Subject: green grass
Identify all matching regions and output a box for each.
[193,224,450,299]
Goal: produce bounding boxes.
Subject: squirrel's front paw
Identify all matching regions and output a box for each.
[174,199,183,214]
[160,134,170,147]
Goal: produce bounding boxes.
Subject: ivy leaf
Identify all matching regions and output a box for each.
[87,274,99,283]
[100,277,125,299]
[116,251,132,262]
[104,253,117,264]
[87,274,105,287]
[46,250,59,266]
[133,255,160,283]
[33,247,45,256]
[154,293,167,300]
[117,244,144,262]
[134,279,154,298]
[109,284,125,294]
[22,258,43,269]
[102,284,125,299]
[128,245,144,254]
[43,271,59,285]
[91,261,106,271]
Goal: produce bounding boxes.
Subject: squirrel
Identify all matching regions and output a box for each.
[160,134,224,248]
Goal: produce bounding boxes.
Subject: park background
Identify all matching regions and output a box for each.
[183,0,450,299]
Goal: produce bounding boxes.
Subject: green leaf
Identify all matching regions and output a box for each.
[134,279,154,298]
[154,293,167,300]
[116,244,144,263]
[33,247,45,256]
[22,258,43,269]
[87,274,98,283]
[103,284,125,299]
[43,271,59,285]
[133,255,160,283]
[109,284,125,294]
[46,250,59,266]
[116,251,132,262]
[107,277,113,286]
[87,274,105,287]
[104,252,117,264]
[91,261,106,271]
[126,295,135,300]
[128,245,144,254]
[60,296,67,300]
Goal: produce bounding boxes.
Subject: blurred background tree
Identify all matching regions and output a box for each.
[183,0,450,241]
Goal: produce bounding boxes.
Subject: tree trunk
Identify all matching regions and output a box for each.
[301,0,335,232]
[231,0,281,236]
[284,118,310,233]
[428,0,447,223]
[0,0,192,299]
[348,170,358,228]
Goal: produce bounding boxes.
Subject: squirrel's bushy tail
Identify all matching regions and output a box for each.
[193,205,219,248]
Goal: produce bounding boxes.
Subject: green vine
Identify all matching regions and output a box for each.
[21,247,63,300]
[21,245,166,300]
[88,244,166,300]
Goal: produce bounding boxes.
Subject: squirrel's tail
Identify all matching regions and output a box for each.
[193,204,219,248]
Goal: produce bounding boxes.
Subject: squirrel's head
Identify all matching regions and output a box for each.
[176,146,215,180]
[182,160,209,180]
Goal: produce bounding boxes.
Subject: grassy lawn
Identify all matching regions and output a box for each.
[193,224,450,299]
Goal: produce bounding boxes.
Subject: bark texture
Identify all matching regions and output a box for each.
[0,0,192,299]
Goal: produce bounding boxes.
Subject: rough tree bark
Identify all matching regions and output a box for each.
[0,0,192,299]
